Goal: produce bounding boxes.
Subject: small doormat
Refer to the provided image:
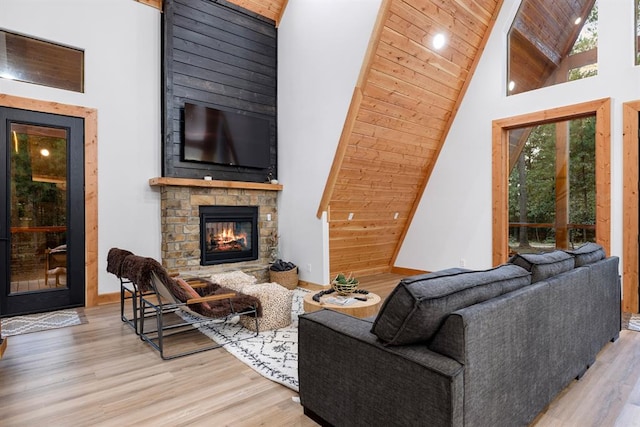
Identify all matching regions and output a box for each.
[1,309,87,338]
[628,314,640,332]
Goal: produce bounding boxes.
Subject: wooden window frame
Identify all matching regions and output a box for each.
[492,98,611,266]
[623,101,640,313]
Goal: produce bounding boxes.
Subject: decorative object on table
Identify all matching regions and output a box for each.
[331,272,359,295]
[312,287,369,302]
[269,259,299,290]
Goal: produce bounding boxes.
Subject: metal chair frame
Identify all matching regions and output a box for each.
[139,272,259,360]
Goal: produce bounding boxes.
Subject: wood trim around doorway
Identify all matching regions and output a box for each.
[0,94,98,307]
[623,101,640,313]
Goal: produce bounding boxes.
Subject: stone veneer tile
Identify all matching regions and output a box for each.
[160,185,278,281]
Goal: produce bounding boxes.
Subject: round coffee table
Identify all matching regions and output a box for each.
[303,291,382,318]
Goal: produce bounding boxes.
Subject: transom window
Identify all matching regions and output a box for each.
[0,29,84,93]
[507,0,598,95]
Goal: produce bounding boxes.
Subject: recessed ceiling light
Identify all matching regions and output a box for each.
[508,81,516,91]
[574,17,582,25]
[433,33,446,50]
[40,148,50,157]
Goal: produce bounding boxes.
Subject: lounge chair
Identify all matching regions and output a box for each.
[138,261,261,359]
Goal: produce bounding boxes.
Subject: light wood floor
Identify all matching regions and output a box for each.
[1,273,639,426]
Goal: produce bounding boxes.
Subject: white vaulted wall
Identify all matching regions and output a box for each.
[277,0,381,285]
[0,0,162,294]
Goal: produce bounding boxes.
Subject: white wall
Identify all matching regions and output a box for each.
[0,0,162,294]
[277,0,381,285]
[396,0,638,272]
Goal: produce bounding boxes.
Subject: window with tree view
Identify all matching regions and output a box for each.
[508,116,596,254]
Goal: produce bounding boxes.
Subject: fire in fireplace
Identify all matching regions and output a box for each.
[199,206,259,265]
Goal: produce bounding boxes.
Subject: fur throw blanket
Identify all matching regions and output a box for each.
[119,255,170,293]
[106,248,134,277]
[167,278,262,318]
[108,248,261,318]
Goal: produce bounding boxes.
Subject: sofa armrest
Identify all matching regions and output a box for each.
[299,309,464,427]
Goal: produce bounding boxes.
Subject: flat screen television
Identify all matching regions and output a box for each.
[182,102,271,169]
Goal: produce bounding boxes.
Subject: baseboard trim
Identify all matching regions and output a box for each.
[96,292,120,305]
[297,280,329,291]
[390,266,428,276]
[0,337,7,358]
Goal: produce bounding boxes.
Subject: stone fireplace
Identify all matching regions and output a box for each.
[149,177,280,282]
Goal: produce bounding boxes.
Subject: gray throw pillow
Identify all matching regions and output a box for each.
[371,264,531,346]
[509,250,575,283]
[563,242,606,267]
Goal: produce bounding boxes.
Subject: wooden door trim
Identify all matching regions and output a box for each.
[492,98,611,265]
[0,94,98,307]
[623,101,640,313]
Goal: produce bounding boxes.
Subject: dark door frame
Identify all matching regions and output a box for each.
[1,108,85,314]
[0,94,98,308]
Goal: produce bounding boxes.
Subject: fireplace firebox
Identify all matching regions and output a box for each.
[199,206,259,265]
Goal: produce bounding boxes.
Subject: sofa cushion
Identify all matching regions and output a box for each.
[509,250,574,283]
[370,264,531,346]
[564,242,606,267]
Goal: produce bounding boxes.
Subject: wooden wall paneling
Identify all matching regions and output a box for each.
[163,0,277,183]
[224,0,286,24]
[319,0,505,278]
[622,101,640,313]
[317,0,392,218]
[389,0,505,271]
[136,0,163,10]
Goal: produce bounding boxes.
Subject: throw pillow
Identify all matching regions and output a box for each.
[370,264,531,346]
[563,242,606,267]
[509,250,575,283]
[176,277,211,310]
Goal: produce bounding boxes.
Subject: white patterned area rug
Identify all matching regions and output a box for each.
[628,314,640,332]
[1,308,87,338]
[181,287,309,392]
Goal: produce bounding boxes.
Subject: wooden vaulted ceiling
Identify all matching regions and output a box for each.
[223,0,505,278]
[319,0,505,278]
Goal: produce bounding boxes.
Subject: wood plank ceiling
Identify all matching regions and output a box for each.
[223,0,505,278]
[320,0,505,278]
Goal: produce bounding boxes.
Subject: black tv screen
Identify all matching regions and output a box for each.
[183,102,271,169]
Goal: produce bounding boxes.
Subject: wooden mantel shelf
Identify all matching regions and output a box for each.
[149,177,283,191]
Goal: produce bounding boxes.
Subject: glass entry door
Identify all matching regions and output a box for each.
[0,107,85,316]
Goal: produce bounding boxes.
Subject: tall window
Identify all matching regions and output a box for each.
[492,99,610,265]
[507,0,598,95]
[508,117,595,254]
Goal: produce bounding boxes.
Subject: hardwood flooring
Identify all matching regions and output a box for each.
[1,273,639,426]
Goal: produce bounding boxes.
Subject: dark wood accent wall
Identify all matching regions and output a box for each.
[162,0,277,182]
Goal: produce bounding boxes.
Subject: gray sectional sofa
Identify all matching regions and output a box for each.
[298,243,620,427]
